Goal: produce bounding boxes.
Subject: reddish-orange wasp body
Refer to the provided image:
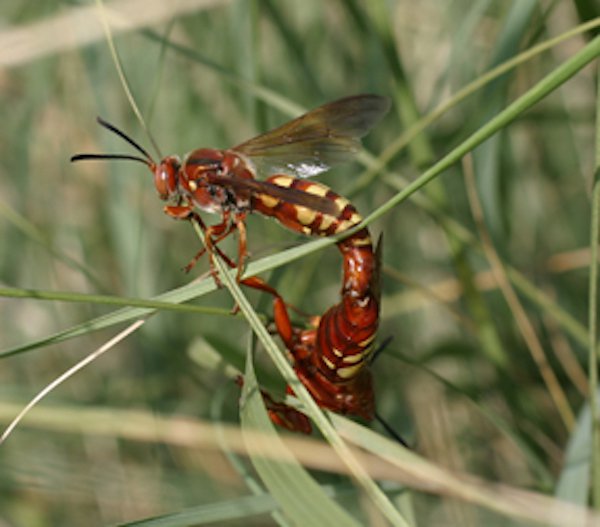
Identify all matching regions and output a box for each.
[72,95,393,436]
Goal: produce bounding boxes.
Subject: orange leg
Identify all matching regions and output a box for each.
[235,375,312,434]
[163,204,194,220]
[183,221,238,274]
[163,206,238,282]
[199,210,232,283]
[236,276,294,347]
[166,207,249,283]
[233,213,248,282]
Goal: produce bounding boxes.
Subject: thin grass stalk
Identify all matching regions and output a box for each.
[372,0,508,370]
[0,286,229,317]
[0,319,146,445]
[363,36,600,225]
[591,59,600,509]
[348,18,600,196]
[95,0,163,158]
[463,154,575,430]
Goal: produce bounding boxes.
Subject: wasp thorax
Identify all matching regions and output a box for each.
[154,155,181,200]
[184,149,225,173]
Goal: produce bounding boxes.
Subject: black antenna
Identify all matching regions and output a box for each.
[95,117,154,162]
[70,117,155,166]
[375,412,410,449]
[369,335,412,448]
[70,153,150,165]
[371,335,393,365]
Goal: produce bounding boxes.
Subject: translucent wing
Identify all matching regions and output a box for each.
[233,94,390,179]
[208,174,341,217]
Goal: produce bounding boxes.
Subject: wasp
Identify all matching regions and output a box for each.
[72,95,394,436]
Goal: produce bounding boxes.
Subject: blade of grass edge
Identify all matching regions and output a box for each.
[555,396,593,505]
[117,494,281,527]
[0,240,332,359]
[239,343,361,526]
[590,57,600,509]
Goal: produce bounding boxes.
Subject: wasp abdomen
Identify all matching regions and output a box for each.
[252,175,370,240]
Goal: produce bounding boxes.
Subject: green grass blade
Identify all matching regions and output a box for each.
[590,53,600,509]
[239,345,361,527]
[556,397,593,505]
[118,494,281,526]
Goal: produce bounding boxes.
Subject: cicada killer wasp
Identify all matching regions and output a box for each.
[71,95,403,441]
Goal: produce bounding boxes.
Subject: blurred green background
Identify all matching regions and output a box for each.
[1,1,599,525]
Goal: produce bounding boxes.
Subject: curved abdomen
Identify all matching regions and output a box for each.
[252,174,381,420]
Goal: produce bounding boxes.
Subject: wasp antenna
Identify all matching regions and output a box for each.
[371,335,393,365]
[70,153,151,165]
[375,412,410,448]
[95,116,155,163]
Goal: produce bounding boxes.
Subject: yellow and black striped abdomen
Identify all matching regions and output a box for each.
[251,174,370,243]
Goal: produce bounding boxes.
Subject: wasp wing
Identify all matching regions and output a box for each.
[233,94,390,179]
[209,174,342,217]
